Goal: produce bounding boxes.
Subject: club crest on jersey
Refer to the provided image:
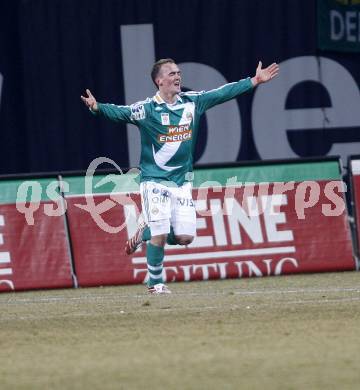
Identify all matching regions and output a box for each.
[161,113,170,125]
[130,104,146,120]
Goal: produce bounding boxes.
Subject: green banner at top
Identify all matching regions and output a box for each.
[318,0,360,52]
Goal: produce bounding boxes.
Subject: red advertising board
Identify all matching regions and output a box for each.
[66,160,355,287]
[0,159,354,293]
[65,192,142,286]
[130,182,354,283]
[0,179,74,292]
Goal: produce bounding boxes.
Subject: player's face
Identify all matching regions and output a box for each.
[157,63,182,95]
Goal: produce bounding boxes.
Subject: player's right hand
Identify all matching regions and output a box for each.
[81,89,98,111]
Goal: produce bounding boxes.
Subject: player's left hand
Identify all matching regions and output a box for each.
[252,61,279,86]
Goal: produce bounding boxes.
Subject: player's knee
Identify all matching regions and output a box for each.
[175,235,194,246]
[150,234,167,247]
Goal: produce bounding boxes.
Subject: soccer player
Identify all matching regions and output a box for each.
[81,58,279,294]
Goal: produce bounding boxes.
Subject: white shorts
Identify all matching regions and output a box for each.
[140,181,196,237]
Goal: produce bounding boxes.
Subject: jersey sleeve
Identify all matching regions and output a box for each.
[93,102,147,125]
[196,77,254,114]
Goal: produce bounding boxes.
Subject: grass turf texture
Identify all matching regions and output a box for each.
[1,272,360,390]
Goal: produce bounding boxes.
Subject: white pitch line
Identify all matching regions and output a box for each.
[201,287,360,296]
[0,294,146,305]
[1,286,360,305]
[132,246,296,264]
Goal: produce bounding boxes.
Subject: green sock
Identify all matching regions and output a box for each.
[142,226,151,242]
[146,243,165,287]
[166,226,177,245]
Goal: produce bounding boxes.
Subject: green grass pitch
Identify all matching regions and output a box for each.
[1,272,360,390]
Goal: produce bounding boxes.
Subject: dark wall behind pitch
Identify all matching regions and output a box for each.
[0,0,359,174]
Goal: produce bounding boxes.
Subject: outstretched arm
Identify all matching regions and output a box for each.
[81,89,98,112]
[251,61,279,87]
[194,61,279,113]
[81,89,139,124]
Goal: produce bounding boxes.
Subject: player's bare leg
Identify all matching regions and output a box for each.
[125,222,194,255]
[174,235,193,246]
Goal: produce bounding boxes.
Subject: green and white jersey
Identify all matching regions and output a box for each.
[95,77,253,186]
